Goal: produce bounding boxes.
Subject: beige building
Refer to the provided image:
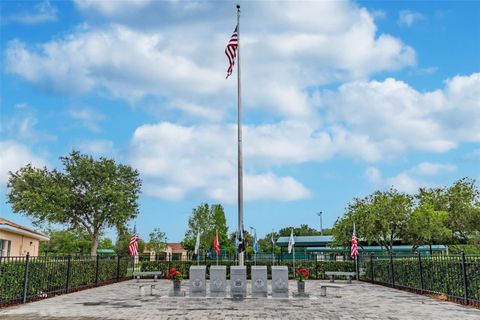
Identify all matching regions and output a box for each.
[144,242,188,261]
[0,218,50,257]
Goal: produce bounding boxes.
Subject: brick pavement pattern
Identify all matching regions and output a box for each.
[1,280,479,320]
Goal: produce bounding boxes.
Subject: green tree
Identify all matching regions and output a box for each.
[8,150,142,256]
[332,189,413,253]
[406,204,452,253]
[182,203,229,253]
[445,178,480,242]
[146,228,168,253]
[40,229,92,255]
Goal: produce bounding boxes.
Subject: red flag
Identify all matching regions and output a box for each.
[213,231,220,255]
[128,225,139,256]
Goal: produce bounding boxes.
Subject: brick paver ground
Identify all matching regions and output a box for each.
[1,280,479,320]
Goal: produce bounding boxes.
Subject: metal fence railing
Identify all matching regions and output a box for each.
[358,252,480,307]
[0,254,131,308]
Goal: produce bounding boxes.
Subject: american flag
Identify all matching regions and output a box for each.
[225,25,238,79]
[213,231,220,255]
[351,223,359,258]
[128,225,139,256]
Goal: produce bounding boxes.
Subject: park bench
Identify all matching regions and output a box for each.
[325,271,356,284]
[319,283,344,297]
[138,284,156,296]
[133,271,162,282]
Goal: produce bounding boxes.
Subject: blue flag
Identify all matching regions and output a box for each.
[253,230,258,254]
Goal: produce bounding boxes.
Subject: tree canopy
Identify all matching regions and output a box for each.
[8,150,142,256]
[182,203,230,254]
[332,178,480,253]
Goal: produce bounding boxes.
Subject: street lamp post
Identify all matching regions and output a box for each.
[317,211,323,236]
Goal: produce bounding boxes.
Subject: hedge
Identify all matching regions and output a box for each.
[0,256,130,306]
[139,259,355,280]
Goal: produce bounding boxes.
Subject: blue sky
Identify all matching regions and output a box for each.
[1,0,479,243]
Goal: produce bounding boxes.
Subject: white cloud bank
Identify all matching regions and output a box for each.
[0,141,48,187]
[7,1,58,25]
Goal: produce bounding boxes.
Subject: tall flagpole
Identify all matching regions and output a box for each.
[236,3,244,266]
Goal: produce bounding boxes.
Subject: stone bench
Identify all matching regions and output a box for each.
[319,283,344,297]
[138,284,156,296]
[325,271,356,284]
[133,271,162,282]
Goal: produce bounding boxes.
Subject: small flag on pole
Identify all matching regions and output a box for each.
[225,25,238,79]
[253,230,258,254]
[128,225,139,256]
[213,231,221,255]
[236,229,245,253]
[351,223,359,258]
[288,229,295,254]
[194,231,200,255]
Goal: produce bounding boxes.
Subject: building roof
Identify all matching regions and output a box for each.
[276,235,333,247]
[305,245,447,253]
[0,218,50,241]
[167,243,186,251]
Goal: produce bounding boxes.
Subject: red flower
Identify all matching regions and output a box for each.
[295,267,309,281]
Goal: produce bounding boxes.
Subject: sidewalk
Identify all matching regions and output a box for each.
[1,280,479,320]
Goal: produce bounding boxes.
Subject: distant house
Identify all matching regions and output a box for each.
[0,218,50,257]
[143,242,188,261]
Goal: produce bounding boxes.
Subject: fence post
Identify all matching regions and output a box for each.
[461,252,469,305]
[355,255,360,280]
[417,252,424,294]
[66,255,72,293]
[95,255,100,287]
[22,253,30,304]
[116,255,121,282]
[370,254,374,282]
[389,252,395,288]
[315,255,318,280]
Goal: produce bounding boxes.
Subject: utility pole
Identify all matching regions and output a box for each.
[317,211,323,236]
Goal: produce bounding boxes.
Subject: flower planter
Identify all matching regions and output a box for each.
[173,280,181,295]
[297,281,305,293]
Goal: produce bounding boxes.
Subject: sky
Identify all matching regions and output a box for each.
[0,0,479,243]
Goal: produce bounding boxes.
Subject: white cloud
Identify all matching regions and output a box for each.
[68,108,105,132]
[7,1,58,25]
[77,140,114,157]
[365,166,382,187]
[323,73,480,159]
[6,1,415,121]
[398,10,426,27]
[366,162,457,193]
[0,141,48,186]
[129,121,314,203]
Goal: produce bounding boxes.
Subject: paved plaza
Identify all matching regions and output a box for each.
[0,280,479,320]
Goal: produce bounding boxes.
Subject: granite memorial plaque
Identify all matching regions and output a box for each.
[189,265,206,297]
[230,266,247,299]
[272,266,289,298]
[251,266,268,298]
[209,265,226,297]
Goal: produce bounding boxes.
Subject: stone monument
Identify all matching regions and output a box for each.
[209,265,227,297]
[189,265,206,297]
[230,266,247,300]
[251,266,268,297]
[272,266,289,298]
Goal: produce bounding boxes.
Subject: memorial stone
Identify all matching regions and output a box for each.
[209,265,226,298]
[230,266,247,299]
[251,266,268,297]
[189,266,206,297]
[272,266,289,298]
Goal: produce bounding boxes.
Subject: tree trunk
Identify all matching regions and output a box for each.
[91,232,100,256]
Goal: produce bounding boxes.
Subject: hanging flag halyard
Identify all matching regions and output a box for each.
[225,25,238,79]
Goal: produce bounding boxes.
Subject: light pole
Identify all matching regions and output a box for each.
[317,211,323,236]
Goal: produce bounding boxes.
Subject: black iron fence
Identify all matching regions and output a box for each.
[358,252,480,307]
[0,254,131,307]
[135,253,354,280]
